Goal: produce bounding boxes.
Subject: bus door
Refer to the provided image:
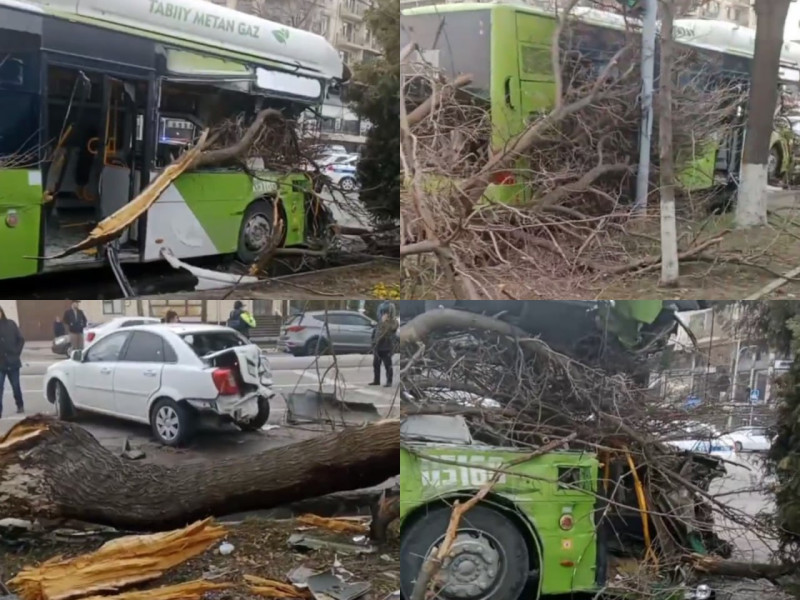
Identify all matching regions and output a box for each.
[514,13,557,126]
[95,75,147,249]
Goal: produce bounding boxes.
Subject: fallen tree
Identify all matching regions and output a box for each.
[0,416,399,531]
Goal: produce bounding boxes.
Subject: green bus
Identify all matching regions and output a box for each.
[400,3,800,205]
[0,0,349,281]
[400,415,729,600]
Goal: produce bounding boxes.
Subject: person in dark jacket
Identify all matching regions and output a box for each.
[53,315,66,338]
[0,305,26,417]
[63,300,88,350]
[227,301,256,338]
[370,302,398,387]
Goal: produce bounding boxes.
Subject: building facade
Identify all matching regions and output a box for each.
[210,0,381,150]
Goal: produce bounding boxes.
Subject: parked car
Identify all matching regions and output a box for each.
[725,426,772,452]
[44,324,275,446]
[52,321,100,356]
[665,436,738,462]
[324,155,359,191]
[279,310,377,356]
[83,316,162,350]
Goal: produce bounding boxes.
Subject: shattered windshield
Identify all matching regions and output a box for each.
[180,331,251,357]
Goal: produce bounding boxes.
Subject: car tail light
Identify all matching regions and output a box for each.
[490,170,516,185]
[285,325,306,333]
[86,332,96,342]
[559,514,574,531]
[326,165,335,172]
[212,368,239,395]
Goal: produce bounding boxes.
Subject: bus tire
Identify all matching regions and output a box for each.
[400,505,529,600]
[237,200,275,263]
[768,145,782,181]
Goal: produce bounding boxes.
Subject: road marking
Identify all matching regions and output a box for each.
[289,369,397,399]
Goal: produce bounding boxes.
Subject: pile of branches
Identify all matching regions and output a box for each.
[401,4,746,298]
[400,309,775,569]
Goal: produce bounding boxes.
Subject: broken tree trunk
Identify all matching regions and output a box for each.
[0,416,399,531]
[689,554,800,580]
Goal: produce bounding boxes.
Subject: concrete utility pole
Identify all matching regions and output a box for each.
[633,0,658,214]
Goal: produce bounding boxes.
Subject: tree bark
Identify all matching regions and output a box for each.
[689,554,800,580]
[736,0,792,228]
[0,416,399,531]
[658,0,679,285]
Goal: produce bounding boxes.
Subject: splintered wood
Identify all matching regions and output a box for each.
[296,514,370,534]
[80,580,232,600]
[8,518,226,600]
[0,421,48,450]
[244,575,312,599]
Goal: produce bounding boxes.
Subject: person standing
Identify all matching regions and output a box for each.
[53,315,66,338]
[63,300,88,350]
[0,306,26,417]
[227,301,257,339]
[163,310,180,324]
[370,302,398,388]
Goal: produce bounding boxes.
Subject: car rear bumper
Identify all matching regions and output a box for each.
[186,390,272,422]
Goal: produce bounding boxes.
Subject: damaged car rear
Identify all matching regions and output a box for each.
[44,324,276,446]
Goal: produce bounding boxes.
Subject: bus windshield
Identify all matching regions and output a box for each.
[401,10,492,99]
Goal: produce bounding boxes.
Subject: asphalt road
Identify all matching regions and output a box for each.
[0,349,399,465]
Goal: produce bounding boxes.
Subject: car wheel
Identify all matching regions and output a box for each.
[304,337,329,356]
[340,176,356,191]
[54,380,76,421]
[150,398,194,447]
[236,201,275,263]
[237,396,271,432]
[734,441,743,453]
[400,505,530,600]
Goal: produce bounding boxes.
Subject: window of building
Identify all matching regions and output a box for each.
[103,300,124,314]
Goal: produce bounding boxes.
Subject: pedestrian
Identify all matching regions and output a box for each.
[227,301,257,339]
[164,310,180,324]
[63,300,88,350]
[53,315,66,338]
[0,305,26,417]
[370,302,398,388]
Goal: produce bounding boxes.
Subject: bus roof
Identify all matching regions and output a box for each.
[1,0,345,81]
[402,3,800,78]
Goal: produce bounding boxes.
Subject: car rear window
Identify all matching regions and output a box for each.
[284,315,300,326]
[180,331,250,357]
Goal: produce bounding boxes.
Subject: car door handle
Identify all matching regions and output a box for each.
[100,367,112,374]
[143,370,158,377]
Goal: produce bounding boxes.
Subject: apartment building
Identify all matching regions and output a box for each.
[210,0,382,149]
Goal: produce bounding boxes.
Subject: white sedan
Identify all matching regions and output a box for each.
[725,426,772,452]
[665,436,738,462]
[44,324,276,446]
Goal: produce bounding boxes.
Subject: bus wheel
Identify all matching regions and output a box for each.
[237,201,274,263]
[400,505,530,600]
[768,146,781,182]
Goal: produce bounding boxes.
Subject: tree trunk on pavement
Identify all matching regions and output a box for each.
[736,0,792,228]
[0,416,399,531]
[658,0,679,285]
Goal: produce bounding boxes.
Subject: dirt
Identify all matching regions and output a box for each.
[1,517,399,600]
[147,260,400,300]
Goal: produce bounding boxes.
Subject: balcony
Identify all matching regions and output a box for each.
[339,0,365,21]
[336,30,368,50]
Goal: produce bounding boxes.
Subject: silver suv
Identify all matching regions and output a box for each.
[279,310,377,356]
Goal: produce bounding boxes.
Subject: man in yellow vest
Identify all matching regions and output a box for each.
[227,301,257,339]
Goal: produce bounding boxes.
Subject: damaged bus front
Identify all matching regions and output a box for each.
[399,415,728,600]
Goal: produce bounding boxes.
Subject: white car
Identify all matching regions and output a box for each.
[725,426,772,452]
[84,316,162,350]
[324,155,359,191]
[666,436,738,462]
[44,324,276,446]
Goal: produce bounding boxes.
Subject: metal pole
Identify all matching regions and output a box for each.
[633,0,658,213]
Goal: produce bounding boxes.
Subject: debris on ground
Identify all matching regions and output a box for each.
[295,515,369,535]
[7,519,226,600]
[3,517,398,600]
[120,438,145,461]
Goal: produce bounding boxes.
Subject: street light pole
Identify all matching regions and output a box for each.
[633,0,658,214]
